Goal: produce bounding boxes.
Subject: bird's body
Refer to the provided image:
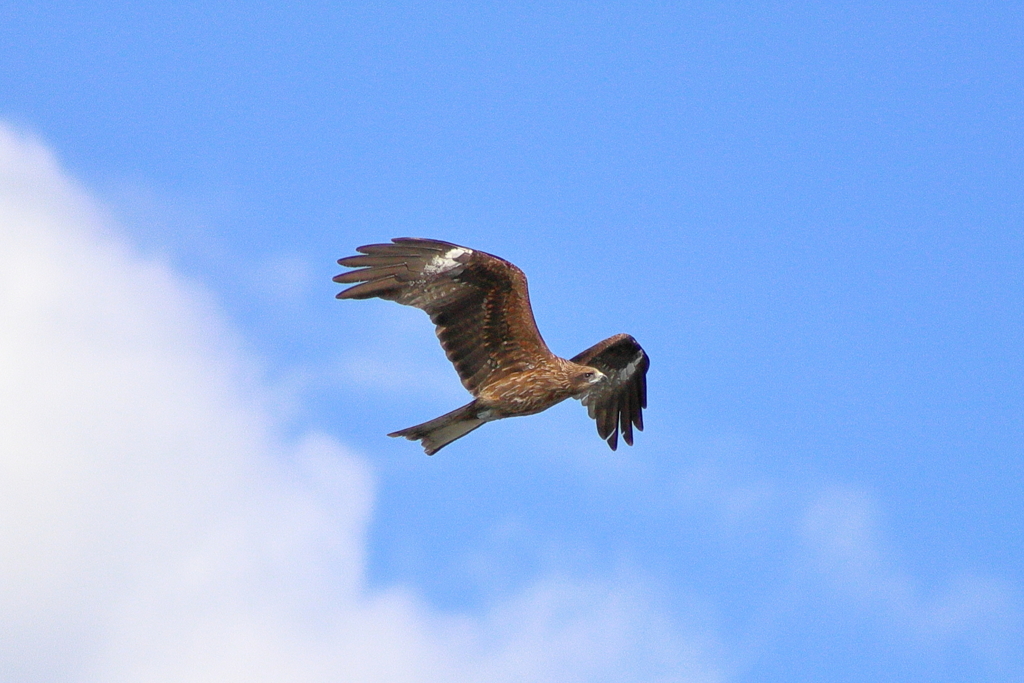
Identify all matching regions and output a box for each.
[334,238,649,454]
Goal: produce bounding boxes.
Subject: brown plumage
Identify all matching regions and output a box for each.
[334,238,649,454]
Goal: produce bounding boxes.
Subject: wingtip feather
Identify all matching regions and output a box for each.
[336,275,401,299]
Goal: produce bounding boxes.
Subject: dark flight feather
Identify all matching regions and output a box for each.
[572,333,649,451]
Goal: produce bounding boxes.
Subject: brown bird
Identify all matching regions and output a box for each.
[334,238,649,455]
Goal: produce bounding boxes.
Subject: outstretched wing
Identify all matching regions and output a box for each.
[572,333,649,450]
[334,238,554,395]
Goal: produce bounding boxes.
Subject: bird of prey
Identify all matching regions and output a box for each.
[334,238,649,455]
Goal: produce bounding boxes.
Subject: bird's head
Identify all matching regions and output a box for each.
[570,365,607,394]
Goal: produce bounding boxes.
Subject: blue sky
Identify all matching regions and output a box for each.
[1,1,1021,681]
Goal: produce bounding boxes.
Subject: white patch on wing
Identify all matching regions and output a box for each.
[422,247,470,276]
[614,352,645,385]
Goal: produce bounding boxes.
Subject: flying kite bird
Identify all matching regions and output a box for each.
[334,238,649,455]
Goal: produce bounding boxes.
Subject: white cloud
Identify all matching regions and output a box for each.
[0,123,724,682]
[327,305,468,403]
[253,252,315,304]
[798,487,1020,673]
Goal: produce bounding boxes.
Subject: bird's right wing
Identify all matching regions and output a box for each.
[572,334,649,450]
[335,238,554,395]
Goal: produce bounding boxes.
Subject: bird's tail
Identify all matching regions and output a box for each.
[388,401,486,455]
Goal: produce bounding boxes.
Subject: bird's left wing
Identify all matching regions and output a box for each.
[572,333,649,450]
[334,238,554,395]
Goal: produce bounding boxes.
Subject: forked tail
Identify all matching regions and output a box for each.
[388,401,486,455]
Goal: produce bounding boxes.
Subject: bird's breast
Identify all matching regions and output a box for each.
[477,367,575,417]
